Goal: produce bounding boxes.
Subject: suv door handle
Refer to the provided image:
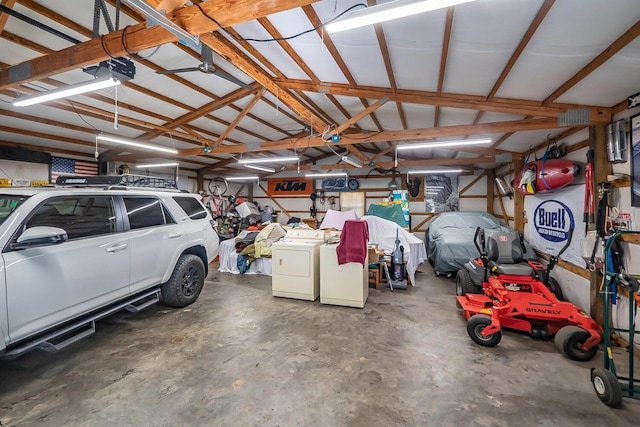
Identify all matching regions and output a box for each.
[166,233,183,239]
[106,244,128,253]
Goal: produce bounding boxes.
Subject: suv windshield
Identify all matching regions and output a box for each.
[0,195,29,226]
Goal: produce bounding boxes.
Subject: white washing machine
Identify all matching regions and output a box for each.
[320,244,368,308]
[271,235,324,301]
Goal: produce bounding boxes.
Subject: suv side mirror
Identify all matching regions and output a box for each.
[12,226,68,250]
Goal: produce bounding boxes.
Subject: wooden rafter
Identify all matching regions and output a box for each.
[207,117,560,155]
[302,5,384,132]
[273,79,610,121]
[284,157,494,172]
[434,7,454,128]
[146,0,188,12]
[0,0,16,35]
[543,19,640,105]
[469,0,554,139]
[215,89,265,146]
[200,32,328,132]
[142,85,258,139]
[0,0,318,90]
[362,0,406,130]
[489,0,555,100]
[11,0,291,144]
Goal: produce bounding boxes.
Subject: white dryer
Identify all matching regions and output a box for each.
[271,230,326,301]
[320,244,368,308]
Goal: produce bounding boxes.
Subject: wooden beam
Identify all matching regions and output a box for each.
[283,157,491,172]
[0,0,318,89]
[459,171,486,195]
[209,117,560,155]
[486,169,495,214]
[142,85,259,139]
[487,0,555,100]
[200,32,328,133]
[437,7,454,96]
[335,97,389,134]
[534,249,590,280]
[0,0,16,35]
[303,4,384,131]
[513,157,524,231]
[215,89,265,146]
[146,0,188,12]
[258,183,290,217]
[543,19,640,105]
[589,124,610,326]
[275,80,610,121]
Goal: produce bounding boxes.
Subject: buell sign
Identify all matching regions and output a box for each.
[267,178,313,196]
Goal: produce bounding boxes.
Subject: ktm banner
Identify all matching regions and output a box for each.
[267,178,313,196]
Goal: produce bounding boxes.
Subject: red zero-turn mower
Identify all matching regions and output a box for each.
[456,227,603,361]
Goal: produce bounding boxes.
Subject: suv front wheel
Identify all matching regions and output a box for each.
[161,254,206,308]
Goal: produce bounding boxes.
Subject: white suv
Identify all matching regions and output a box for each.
[0,179,218,358]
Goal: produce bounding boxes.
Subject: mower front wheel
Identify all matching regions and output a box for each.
[456,269,481,296]
[466,314,501,347]
[591,368,622,407]
[555,326,598,361]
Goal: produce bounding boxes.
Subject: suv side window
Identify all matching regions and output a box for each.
[123,197,175,230]
[26,196,116,240]
[173,196,207,220]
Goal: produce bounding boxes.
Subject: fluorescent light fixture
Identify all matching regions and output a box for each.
[122,0,200,49]
[396,138,491,151]
[408,169,465,174]
[238,156,299,164]
[326,0,476,34]
[13,75,121,107]
[244,164,276,173]
[305,172,348,178]
[341,156,363,168]
[97,134,178,154]
[136,162,179,168]
[226,176,259,181]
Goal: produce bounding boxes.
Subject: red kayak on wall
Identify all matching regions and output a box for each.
[512,159,580,195]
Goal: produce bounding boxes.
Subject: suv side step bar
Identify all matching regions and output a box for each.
[4,289,161,359]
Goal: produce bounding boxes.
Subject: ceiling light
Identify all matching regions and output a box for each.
[341,156,363,168]
[244,164,275,173]
[97,134,178,154]
[396,138,491,151]
[408,169,465,174]
[305,172,348,178]
[226,176,259,181]
[326,0,476,34]
[238,156,299,164]
[13,75,121,107]
[136,162,179,168]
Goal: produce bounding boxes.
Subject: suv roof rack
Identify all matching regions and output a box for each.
[55,174,185,192]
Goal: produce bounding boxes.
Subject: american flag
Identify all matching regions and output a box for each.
[51,156,98,183]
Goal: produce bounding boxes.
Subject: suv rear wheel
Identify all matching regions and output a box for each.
[161,254,205,308]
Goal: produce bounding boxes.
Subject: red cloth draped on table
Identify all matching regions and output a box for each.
[336,219,369,266]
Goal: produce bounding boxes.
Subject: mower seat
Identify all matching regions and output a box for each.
[486,230,534,276]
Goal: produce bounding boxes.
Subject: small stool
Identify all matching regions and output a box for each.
[368,263,380,289]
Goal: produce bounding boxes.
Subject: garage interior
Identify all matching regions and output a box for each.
[1,0,640,425]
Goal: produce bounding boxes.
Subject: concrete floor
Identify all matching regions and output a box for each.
[1,264,640,426]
